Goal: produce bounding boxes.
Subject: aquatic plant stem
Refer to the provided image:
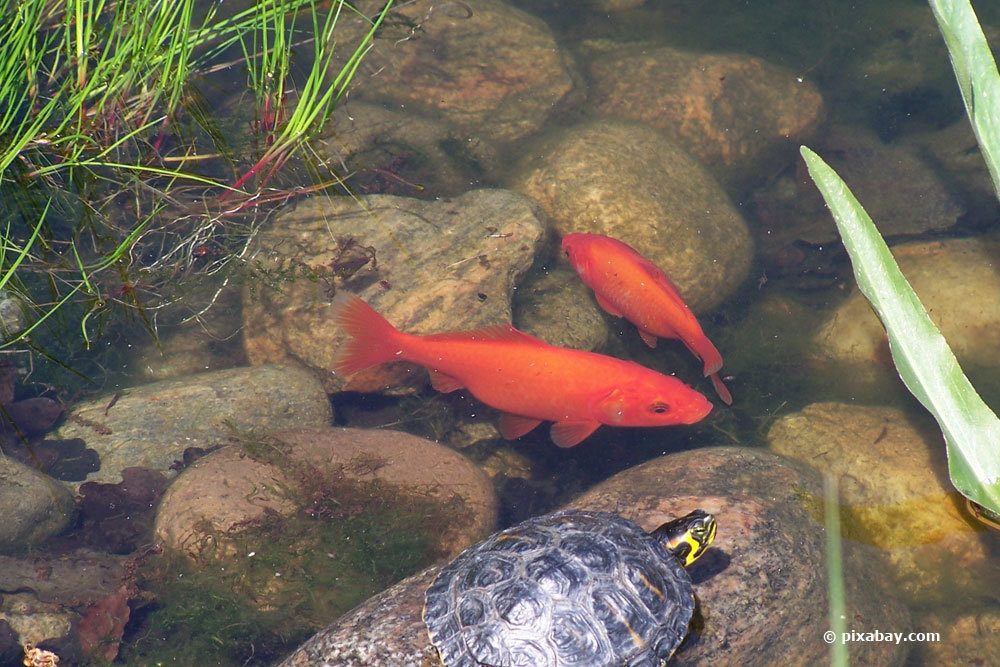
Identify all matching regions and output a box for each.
[824,473,848,667]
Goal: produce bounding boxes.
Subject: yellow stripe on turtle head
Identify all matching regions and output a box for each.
[655,509,717,567]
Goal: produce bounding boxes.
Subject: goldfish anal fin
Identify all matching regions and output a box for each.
[429,370,464,393]
[498,413,543,440]
[594,293,624,318]
[550,421,601,448]
[638,330,658,348]
[710,373,733,406]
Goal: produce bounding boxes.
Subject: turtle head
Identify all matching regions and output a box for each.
[654,509,716,567]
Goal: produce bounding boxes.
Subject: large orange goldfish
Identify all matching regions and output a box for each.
[331,294,712,447]
[561,232,733,405]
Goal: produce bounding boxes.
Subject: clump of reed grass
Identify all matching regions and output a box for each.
[0,0,393,375]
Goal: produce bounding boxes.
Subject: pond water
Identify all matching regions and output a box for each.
[2,0,1000,665]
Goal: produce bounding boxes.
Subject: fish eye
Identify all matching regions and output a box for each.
[649,402,670,414]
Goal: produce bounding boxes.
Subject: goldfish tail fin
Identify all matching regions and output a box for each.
[331,293,405,375]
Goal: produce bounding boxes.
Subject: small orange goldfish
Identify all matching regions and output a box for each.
[332,294,712,447]
[562,232,733,405]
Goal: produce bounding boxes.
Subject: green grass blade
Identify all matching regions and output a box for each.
[800,146,1000,515]
[928,0,1000,198]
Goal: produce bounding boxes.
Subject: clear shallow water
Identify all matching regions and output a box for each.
[4,0,1000,664]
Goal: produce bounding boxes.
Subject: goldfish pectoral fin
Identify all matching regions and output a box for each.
[638,330,658,348]
[710,373,733,406]
[592,387,626,424]
[550,421,601,448]
[498,413,543,440]
[429,370,464,393]
[594,293,624,318]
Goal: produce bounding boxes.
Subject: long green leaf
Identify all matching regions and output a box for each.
[928,0,1000,199]
[801,146,1000,515]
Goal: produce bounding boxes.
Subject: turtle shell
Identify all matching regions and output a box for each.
[423,509,696,667]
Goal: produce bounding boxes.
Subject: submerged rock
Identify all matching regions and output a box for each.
[567,446,908,666]
[511,119,752,313]
[154,427,496,562]
[585,41,824,188]
[243,189,546,393]
[512,264,608,351]
[318,101,500,198]
[129,282,247,382]
[0,290,25,344]
[810,236,1000,394]
[0,549,135,657]
[346,0,578,145]
[587,0,646,10]
[902,119,1000,229]
[768,402,996,605]
[152,428,495,638]
[0,456,75,553]
[913,609,1000,666]
[52,365,332,486]
[752,125,963,255]
[279,446,909,666]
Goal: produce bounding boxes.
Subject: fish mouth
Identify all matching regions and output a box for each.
[680,398,713,424]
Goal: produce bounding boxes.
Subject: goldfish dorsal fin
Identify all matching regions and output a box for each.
[498,413,543,440]
[550,420,601,448]
[429,370,464,393]
[462,324,544,344]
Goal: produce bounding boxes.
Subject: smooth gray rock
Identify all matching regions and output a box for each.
[53,365,332,486]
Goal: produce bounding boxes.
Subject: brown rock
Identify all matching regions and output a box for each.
[913,609,1000,665]
[511,120,752,312]
[317,101,500,198]
[566,447,909,666]
[129,283,246,382]
[811,236,1000,392]
[752,125,963,255]
[0,457,76,552]
[586,41,824,187]
[242,190,546,393]
[279,447,909,666]
[154,427,497,562]
[278,567,441,667]
[513,264,609,351]
[768,402,993,604]
[349,0,578,144]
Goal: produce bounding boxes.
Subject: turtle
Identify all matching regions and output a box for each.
[423,508,717,667]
